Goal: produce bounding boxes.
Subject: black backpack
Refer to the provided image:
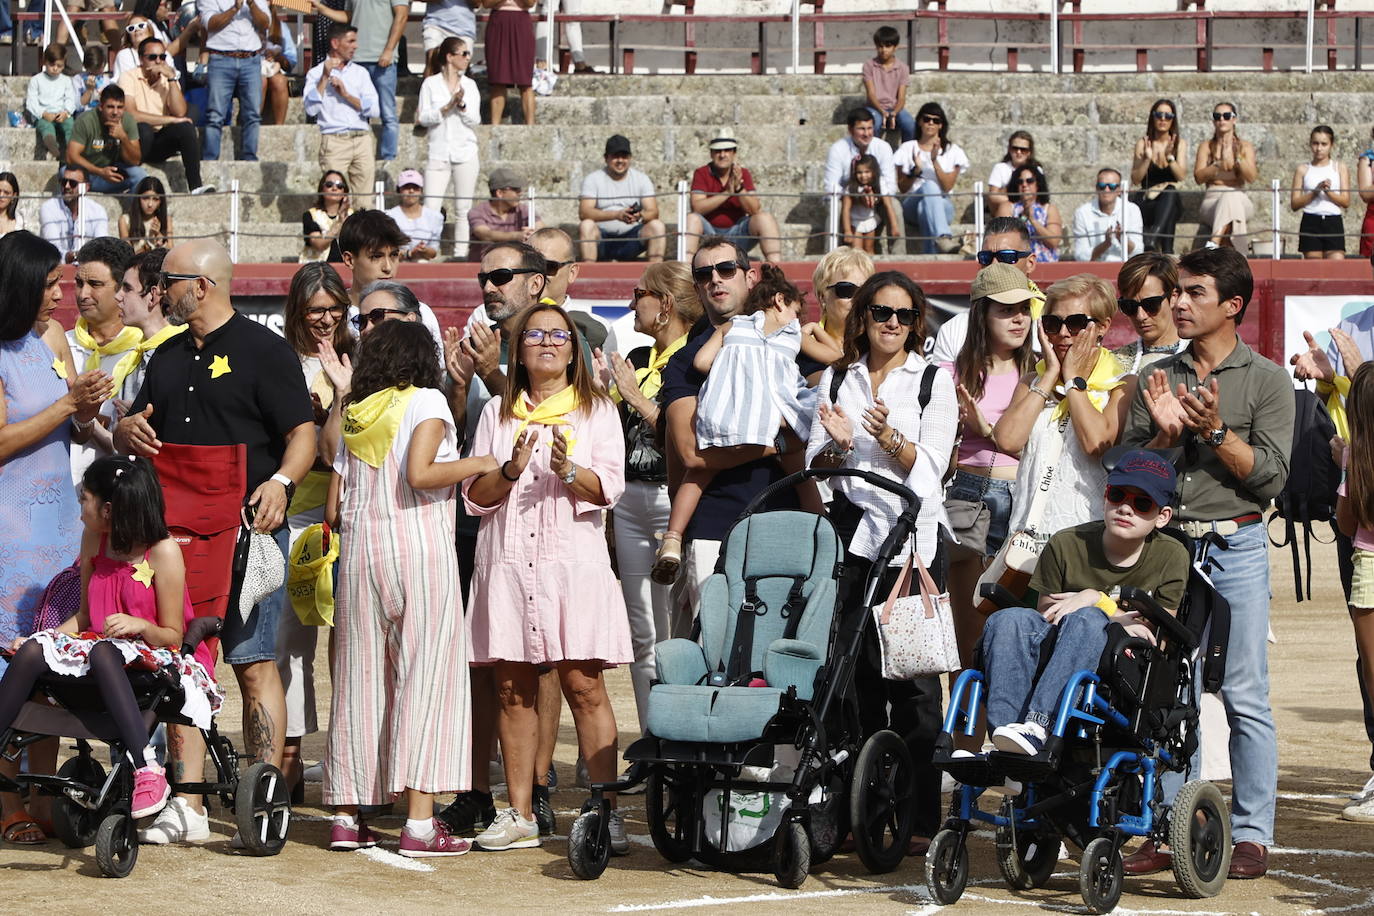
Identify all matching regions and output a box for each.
[1267,387,1340,601]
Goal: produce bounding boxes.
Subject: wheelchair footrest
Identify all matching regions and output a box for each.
[932,750,1004,789]
[989,750,1058,785]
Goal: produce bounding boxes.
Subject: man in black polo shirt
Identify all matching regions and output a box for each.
[661,237,793,637]
[115,239,314,844]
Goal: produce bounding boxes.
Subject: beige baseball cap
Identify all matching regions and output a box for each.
[970,262,1035,304]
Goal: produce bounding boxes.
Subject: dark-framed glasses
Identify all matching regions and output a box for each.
[1117,295,1167,318]
[522,328,572,347]
[1105,485,1158,514]
[1040,314,1095,335]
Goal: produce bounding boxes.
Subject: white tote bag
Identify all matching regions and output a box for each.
[871,550,960,680]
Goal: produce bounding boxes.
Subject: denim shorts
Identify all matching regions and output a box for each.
[700,216,759,250]
[221,525,289,665]
[598,223,646,261]
[947,469,1015,555]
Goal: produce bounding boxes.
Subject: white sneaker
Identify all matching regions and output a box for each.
[608,809,629,856]
[475,807,540,850]
[138,796,211,844]
[1351,773,1374,802]
[1341,794,1374,822]
[992,722,1047,756]
[984,777,1024,797]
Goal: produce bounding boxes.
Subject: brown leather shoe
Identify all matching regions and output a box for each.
[1227,841,1268,879]
[1123,840,1172,875]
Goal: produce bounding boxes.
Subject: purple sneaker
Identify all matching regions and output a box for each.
[399,819,471,858]
[131,764,170,819]
[329,819,382,851]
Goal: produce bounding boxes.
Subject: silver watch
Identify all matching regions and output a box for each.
[560,463,578,485]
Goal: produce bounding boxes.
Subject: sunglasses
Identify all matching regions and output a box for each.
[477,267,540,287]
[322,181,346,190]
[1117,295,1168,317]
[1105,485,1158,514]
[1212,111,1236,121]
[1009,144,1032,153]
[305,304,348,320]
[632,287,660,301]
[143,53,167,61]
[1041,314,1095,335]
[543,259,571,274]
[1151,110,1175,120]
[451,49,472,56]
[920,115,943,125]
[1016,177,1039,186]
[976,248,1031,267]
[522,328,572,347]
[691,260,742,284]
[157,271,215,290]
[61,178,83,188]
[867,304,917,326]
[1097,182,1120,191]
[827,281,860,298]
[126,21,149,31]
[351,307,411,330]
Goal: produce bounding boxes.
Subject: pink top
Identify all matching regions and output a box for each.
[1339,477,1374,551]
[88,538,209,672]
[940,362,1020,468]
[862,57,909,112]
[462,395,633,666]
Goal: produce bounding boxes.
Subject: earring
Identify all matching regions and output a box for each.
[654,311,669,330]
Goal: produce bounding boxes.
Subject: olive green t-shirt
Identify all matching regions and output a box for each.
[1028,521,1190,611]
[70,109,138,169]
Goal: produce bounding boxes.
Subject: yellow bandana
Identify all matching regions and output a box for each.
[612,332,687,405]
[72,318,141,373]
[1036,347,1126,422]
[512,385,580,452]
[109,324,186,395]
[52,356,67,380]
[1027,280,1046,320]
[342,385,420,468]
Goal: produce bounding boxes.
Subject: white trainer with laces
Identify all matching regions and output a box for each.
[475,807,540,850]
[138,796,211,844]
[608,809,629,856]
[1342,794,1374,823]
[1351,773,1374,802]
[992,722,1047,756]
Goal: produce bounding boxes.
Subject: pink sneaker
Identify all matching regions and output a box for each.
[131,764,170,819]
[329,820,382,851]
[399,819,471,858]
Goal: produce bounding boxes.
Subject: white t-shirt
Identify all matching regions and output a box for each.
[893,141,970,196]
[332,386,459,475]
[580,167,655,236]
[385,205,445,254]
[988,160,1045,190]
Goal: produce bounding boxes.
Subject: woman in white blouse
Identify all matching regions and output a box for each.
[806,270,958,854]
[418,36,482,260]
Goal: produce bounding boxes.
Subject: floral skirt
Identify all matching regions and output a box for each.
[29,630,224,730]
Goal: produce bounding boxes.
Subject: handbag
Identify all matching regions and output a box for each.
[944,496,991,562]
[870,550,960,680]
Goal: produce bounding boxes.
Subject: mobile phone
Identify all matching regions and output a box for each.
[627,201,642,215]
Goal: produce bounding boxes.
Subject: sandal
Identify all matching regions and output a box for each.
[2,810,48,845]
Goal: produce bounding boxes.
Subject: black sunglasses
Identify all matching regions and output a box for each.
[477,267,541,287]
[322,181,346,190]
[1212,111,1236,121]
[976,248,1031,267]
[61,178,83,187]
[1117,295,1168,318]
[351,307,411,330]
[920,115,943,125]
[1096,182,1120,191]
[543,259,572,274]
[1009,144,1032,153]
[691,260,742,284]
[1151,110,1175,120]
[143,52,167,61]
[867,304,917,327]
[157,271,216,290]
[1041,314,1095,335]
[1105,485,1158,514]
[827,281,860,298]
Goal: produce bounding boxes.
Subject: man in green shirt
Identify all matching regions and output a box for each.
[66,84,147,195]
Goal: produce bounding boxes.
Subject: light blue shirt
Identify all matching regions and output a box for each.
[422,0,476,41]
[1327,303,1374,373]
[303,60,379,132]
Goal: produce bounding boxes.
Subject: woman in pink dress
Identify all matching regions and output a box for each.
[463,302,631,854]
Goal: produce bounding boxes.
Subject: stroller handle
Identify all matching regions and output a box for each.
[741,467,920,517]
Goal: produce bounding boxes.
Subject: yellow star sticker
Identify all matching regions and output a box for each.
[52,357,67,380]
[209,354,232,379]
[131,558,155,588]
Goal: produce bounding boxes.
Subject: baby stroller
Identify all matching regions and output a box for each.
[567,469,924,887]
[0,617,290,878]
[926,528,1232,914]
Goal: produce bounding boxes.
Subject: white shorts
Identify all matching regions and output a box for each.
[423,24,473,52]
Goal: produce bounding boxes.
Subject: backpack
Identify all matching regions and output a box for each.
[1267,387,1340,601]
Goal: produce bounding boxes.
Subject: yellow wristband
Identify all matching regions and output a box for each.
[1094,593,1119,616]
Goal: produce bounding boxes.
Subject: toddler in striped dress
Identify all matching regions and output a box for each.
[652,264,842,584]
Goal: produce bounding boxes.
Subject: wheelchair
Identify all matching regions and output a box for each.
[567,468,925,887]
[926,528,1232,914]
[0,617,291,877]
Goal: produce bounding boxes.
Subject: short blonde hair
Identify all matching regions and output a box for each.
[812,246,875,300]
[1044,273,1117,326]
[641,260,702,325]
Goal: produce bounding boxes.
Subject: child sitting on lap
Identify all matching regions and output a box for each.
[979,449,1190,757]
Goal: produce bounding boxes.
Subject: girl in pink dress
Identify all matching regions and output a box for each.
[464,303,631,853]
[0,456,221,823]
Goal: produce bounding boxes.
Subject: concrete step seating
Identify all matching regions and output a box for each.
[0,71,1366,261]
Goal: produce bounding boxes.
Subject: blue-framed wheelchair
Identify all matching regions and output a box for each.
[0,617,290,877]
[567,469,923,887]
[926,528,1232,914]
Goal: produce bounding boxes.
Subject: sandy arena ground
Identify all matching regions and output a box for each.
[4,539,1373,915]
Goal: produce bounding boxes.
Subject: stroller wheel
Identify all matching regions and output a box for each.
[568,807,611,879]
[849,729,915,874]
[925,828,969,905]
[996,820,1060,890]
[772,820,811,889]
[53,755,108,849]
[1169,780,1231,898]
[95,813,138,878]
[1078,836,1124,915]
[646,770,694,864]
[234,762,291,856]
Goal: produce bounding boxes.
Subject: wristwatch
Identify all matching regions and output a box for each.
[560,463,578,486]
[1069,376,1088,392]
[270,472,297,504]
[1202,424,1228,447]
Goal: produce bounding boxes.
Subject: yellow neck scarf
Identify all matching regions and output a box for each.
[1035,347,1125,421]
[110,323,185,394]
[72,318,142,374]
[612,332,687,405]
[512,385,580,451]
[342,386,420,468]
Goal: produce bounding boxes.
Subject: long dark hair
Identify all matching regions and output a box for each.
[955,297,1035,401]
[1010,164,1050,206]
[501,303,609,421]
[428,34,469,76]
[847,153,879,193]
[0,171,20,219]
[284,261,354,360]
[1348,362,1374,530]
[128,175,168,243]
[82,456,169,555]
[1146,98,1179,144]
[915,101,950,154]
[0,230,61,341]
[836,271,927,371]
[314,170,349,211]
[346,319,442,406]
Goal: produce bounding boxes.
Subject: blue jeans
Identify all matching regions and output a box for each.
[946,470,1014,555]
[866,105,915,143]
[980,605,1112,730]
[902,181,955,253]
[87,164,149,195]
[1161,522,1277,846]
[361,61,398,160]
[204,53,263,161]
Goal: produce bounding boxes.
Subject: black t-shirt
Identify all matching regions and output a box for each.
[130,311,314,493]
[659,317,794,541]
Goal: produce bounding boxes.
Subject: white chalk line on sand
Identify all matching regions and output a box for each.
[356,845,436,872]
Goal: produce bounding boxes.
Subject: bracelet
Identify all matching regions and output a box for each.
[270,472,297,503]
[71,415,94,432]
[500,460,520,482]
[823,441,854,461]
[883,430,906,458]
[559,462,578,486]
[1028,384,1054,405]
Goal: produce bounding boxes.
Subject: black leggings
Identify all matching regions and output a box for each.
[1135,188,1181,254]
[0,640,151,761]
